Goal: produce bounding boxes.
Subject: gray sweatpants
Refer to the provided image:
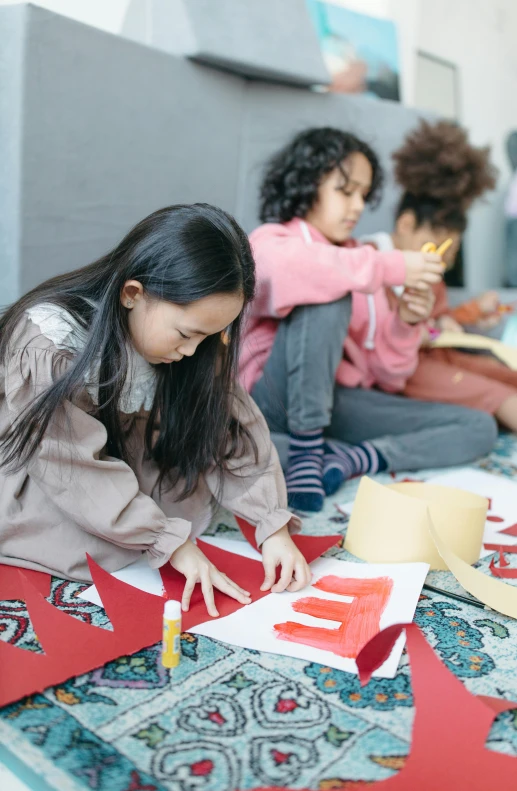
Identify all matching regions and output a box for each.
[251,298,498,472]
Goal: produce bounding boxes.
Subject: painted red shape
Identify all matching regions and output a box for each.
[273,576,393,659]
[190,760,214,777]
[271,750,291,765]
[356,622,517,790]
[486,515,505,523]
[0,564,51,599]
[208,710,226,725]
[501,522,517,536]
[276,698,298,713]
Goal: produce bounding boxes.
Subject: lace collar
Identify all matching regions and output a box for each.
[26,303,157,413]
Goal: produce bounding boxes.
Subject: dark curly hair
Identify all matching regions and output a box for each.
[393,120,498,232]
[259,127,384,223]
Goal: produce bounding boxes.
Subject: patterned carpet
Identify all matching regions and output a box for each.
[2,434,517,790]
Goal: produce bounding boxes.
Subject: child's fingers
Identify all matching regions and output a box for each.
[286,560,311,592]
[181,576,196,612]
[260,558,277,591]
[213,571,252,604]
[217,571,250,597]
[271,559,294,593]
[200,568,219,617]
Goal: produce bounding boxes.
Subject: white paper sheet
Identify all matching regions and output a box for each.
[191,558,429,679]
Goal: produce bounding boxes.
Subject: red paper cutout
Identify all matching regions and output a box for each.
[484,543,517,553]
[499,548,510,567]
[489,555,517,579]
[0,525,337,708]
[356,622,517,789]
[501,522,517,536]
[235,516,340,562]
[0,564,51,599]
[274,576,392,659]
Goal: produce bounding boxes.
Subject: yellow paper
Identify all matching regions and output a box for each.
[345,478,487,570]
[426,512,517,619]
[431,331,517,370]
[345,477,517,619]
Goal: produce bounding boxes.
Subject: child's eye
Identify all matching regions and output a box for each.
[179,331,191,340]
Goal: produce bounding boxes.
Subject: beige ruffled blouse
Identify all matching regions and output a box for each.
[0,306,299,581]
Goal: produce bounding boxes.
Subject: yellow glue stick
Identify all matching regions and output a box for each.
[162,599,181,668]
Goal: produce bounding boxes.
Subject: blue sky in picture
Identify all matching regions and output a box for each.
[306,0,400,97]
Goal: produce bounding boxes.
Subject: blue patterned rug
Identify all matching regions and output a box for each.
[2,434,517,790]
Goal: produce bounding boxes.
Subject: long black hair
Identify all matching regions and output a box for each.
[259,127,384,224]
[0,204,256,498]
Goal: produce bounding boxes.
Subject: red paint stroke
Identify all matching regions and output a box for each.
[486,498,493,510]
[501,522,517,536]
[356,622,517,790]
[486,515,505,523]
[273,576,393,659]
[0,564,51,600]
[489,555,517,579]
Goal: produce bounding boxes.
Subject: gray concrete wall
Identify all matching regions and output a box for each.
[236,82,430,235]
[1,3,430,302]
[0,4,26,304]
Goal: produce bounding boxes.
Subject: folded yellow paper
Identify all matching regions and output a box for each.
[345,477,517,619]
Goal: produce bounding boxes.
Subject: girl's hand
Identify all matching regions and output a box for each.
[170,540,252,617]
[399,287,435,324]
[402,251,443,291]
[437,315,464,334]
[260,526,312,594]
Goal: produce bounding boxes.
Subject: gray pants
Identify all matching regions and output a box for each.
[252,298,498,471]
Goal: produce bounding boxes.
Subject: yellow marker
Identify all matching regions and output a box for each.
[162,600,181,668]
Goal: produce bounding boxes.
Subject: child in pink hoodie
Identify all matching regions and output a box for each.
[241,128,497,512]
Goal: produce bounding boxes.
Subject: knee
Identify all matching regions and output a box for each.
[462,409,498,457]
[292,295,352,331]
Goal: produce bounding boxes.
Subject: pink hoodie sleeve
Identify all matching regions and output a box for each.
[250,225,406,319]
[367,310,422,393]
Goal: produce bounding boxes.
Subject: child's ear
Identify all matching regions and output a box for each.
[120,280,144,307]
[395,210,418,236]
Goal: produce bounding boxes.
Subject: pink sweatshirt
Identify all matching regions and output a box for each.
[240,218,422,394]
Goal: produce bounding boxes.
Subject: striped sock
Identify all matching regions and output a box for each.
[286,430,325,513]
[322,440,387,496]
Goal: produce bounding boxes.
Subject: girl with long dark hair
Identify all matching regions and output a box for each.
[0,204,310,616]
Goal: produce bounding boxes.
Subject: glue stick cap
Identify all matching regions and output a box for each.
[164,599,181,620]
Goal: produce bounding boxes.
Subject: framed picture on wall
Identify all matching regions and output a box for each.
[415,51,460,121]
[306,0,401,100]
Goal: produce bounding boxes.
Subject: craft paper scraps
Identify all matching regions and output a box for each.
[431,330,517,370]
[356,622,517,790]
[2,530,340,708]
[0,564,51,600]
[427,468,517,553]
[191,558,429,678]
[79,526,340,607]
[345,476,487,570]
